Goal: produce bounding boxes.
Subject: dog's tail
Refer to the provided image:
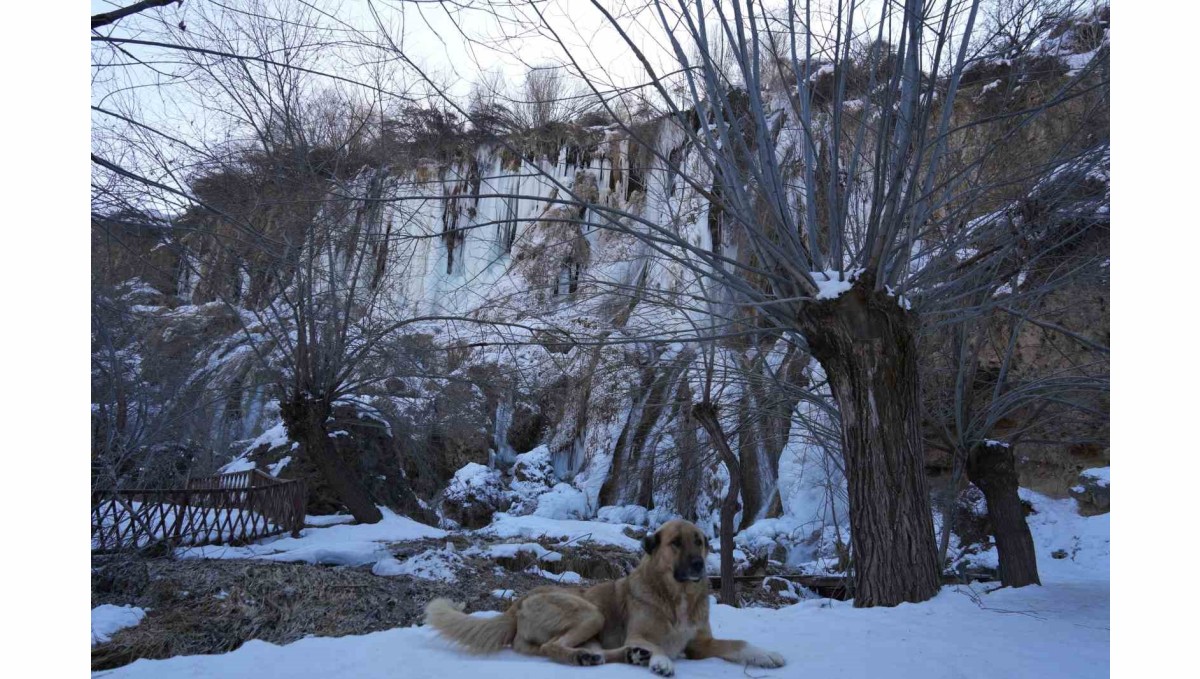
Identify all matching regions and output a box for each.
[424,598,517,654]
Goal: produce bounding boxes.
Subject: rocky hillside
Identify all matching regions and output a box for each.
[91,5,1109,562]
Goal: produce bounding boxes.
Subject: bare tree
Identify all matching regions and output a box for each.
[923,162,1109,587]
[92,0,179,30]
[92,0,405,522]
[90,0,1108,607]
[391,0,1109,605]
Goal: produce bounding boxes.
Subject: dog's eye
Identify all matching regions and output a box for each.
[695,536,703,547]
[671,537,682,548]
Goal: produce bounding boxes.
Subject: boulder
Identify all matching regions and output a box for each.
[1069,466,1110,516]
[441,463,512,529]
[509,446,557,515]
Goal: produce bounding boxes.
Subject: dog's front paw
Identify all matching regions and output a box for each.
[574,650,604,666]
[626,646,652,666]
[739,645,786,668]
[649,654,675,677]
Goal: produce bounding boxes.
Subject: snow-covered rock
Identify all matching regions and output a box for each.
[442,463,512,529]
[509,446,557,515]
[1069,466,1111,516]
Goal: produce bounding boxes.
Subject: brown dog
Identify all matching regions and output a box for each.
[425,519,786,676]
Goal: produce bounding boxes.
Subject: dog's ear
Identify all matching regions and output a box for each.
[642,532,660,554]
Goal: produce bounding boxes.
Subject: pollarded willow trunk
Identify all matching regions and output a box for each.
[280,395,382,524]
[966,441,1040,588]
[798,276,940,607]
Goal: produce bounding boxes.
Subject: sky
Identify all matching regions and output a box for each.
[90,0,916,213]
[91,0,891,119]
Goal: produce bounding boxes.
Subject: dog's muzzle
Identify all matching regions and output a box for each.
[675,558,707,582]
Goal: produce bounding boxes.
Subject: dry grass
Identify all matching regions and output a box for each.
[90,548,548,672]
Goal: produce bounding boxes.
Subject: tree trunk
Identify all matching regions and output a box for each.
[797,276,940,607]
[735,394,763,530]
[672,385,702,521]
[966,441,1040,587]
[937,455,967,569]
[693,401,739,606]
[280,395,382,524]
[716,469,740,606]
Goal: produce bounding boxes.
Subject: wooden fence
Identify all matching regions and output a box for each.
[91,470,307,552]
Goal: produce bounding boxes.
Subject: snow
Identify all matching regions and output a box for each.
[236,420,291,459]
[811,269,863,300]
[596,504,677,529]
[737,517,808,558]
[509,447,557,513]
[267,455,292,477]
[373,545,464,581]
[993,271,1027,297]
[97,582,1107,678]
[481,542,563,563]
[1080,467,1110,488]
[480,514,642,551]
[178,507,446,566]
[531,482,589,520]
[761,576,813,602]
[96,476,1109,678]
[1064,48,1100,76]
[92,605,147,646]
[885,285,913,310]
[526,566,583,584]
[808,63,835,82]
[1020,488,1109,583]
[596,505,648,526]
[442,462,513,528]
[305,514,356,527]
[220,457,257,474]
[952,488,1109,583]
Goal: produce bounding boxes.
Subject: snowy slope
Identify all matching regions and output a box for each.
[94,582,1107,678]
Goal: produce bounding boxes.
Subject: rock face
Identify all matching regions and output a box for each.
[1069,467,1110,516]
[92,6,1108,531]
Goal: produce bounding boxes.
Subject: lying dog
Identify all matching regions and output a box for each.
[425,519,785,676]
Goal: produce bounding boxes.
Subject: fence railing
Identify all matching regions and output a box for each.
[91,470,306,552]
[185,468,282,491]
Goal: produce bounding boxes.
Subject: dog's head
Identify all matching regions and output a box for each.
[642,519,709,583]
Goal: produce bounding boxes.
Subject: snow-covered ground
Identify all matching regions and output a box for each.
[951,488,1110,584]
[176,507,446,566]
[479,513,642,550]
[372,545,465,581]
[94,485,1108,678]
[94,581,1107,678]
